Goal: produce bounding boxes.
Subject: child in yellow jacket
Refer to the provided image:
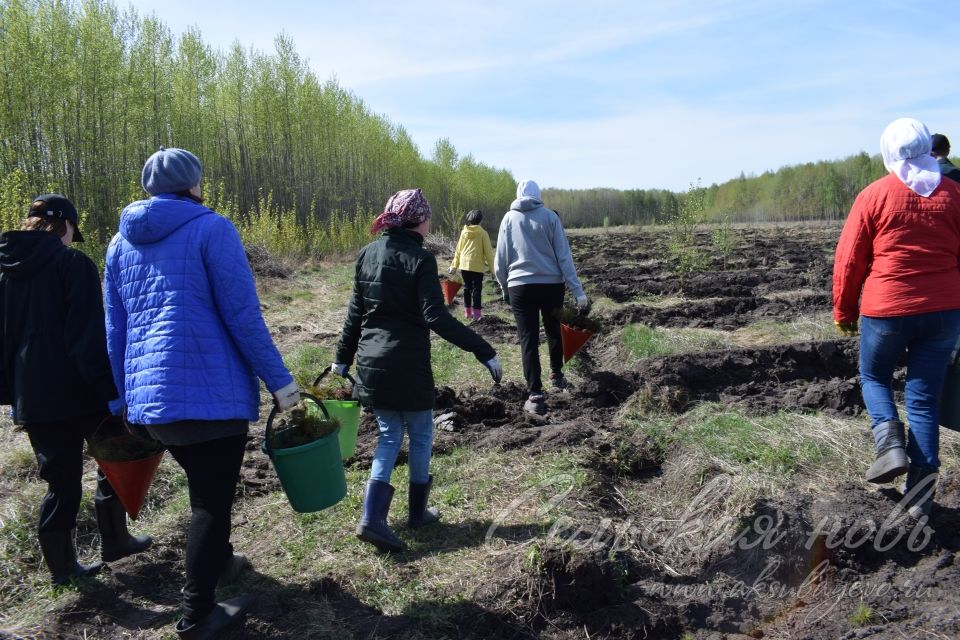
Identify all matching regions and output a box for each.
[449,209,495,320]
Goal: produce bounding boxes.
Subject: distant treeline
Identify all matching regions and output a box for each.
[2,1,948,260]
[0,0,515,254]
[545,152,896,228]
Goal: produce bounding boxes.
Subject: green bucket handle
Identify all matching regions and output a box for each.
[263,392,332,459]
[312,368,357,390]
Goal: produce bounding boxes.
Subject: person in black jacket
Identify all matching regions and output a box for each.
[332,188,502,553]
[932,133,960,184]
[0,194,151,585]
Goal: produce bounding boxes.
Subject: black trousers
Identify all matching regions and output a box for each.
[508,283,565,394]
[167,433,247,623]
[461,270,484,309]
[25,415,117,534]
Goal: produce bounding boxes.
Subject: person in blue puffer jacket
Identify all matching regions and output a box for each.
[104,147,300,640]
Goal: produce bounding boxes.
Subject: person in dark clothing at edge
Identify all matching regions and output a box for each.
[105,148,301,639]
[0,194,151,586]
[494,179,589,416]
[332,188,502,553]
[931,133,960,183]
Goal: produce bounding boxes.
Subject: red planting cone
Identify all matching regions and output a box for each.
[560,323,593,362]
[96,451,164,520]
[441,279,462,305]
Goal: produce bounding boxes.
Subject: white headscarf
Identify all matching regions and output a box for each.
[516,179,541,200]
[880,118,941,197]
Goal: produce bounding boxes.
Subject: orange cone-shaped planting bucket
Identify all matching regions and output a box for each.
[560,323,593,362]
[441,279,462,305]
[96,451,164,520]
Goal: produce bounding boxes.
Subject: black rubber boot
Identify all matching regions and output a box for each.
[38,529,104,586]
[219,552,250,586]
[901,464,938,519]
[408,475,441,529]
[175,594,256,639]
[96,498,152,562]
[181,551,251,595]
[356,480,405,553]
[865,420,909,484]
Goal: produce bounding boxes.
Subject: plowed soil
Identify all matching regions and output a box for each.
[25,223,960,640]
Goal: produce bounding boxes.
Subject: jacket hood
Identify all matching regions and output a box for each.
[0,231,65,280]
[120,194,213,244]
[510,196,544,212]
[516,179,541,199]
[462,224,486,236]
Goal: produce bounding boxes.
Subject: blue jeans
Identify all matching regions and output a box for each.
[370,409,434,485]
[860,310,960,468]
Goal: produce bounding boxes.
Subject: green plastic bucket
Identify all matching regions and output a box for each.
[263,393,347,513]
[313,370,362,460]
[323,401,360,459]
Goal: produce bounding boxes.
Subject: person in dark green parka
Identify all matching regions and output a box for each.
[333,188,502,552]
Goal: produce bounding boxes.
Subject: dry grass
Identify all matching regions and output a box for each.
[612,402,877,575]
[730,312,835,347]
[226,445,580,623]
[258,261,356,349]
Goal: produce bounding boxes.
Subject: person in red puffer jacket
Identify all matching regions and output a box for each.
[833,117,960,520]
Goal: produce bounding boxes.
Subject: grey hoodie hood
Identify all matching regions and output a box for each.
[511,178,545,213]
[516,179,541,199]
[510,195,544,212]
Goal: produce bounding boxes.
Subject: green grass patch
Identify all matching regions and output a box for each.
[284,289,316,303]
[849,602,874,626]
[221,444,576,624]
[283,344,334,388]
[732,313,835,347]
[621,324,727,360]
[0,446,36,479]
[430,339,516,389]
[624,404,833,478]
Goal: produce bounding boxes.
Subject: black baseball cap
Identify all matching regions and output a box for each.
[28,194,84,242]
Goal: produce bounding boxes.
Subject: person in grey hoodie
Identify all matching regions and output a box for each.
[494,179,589,415]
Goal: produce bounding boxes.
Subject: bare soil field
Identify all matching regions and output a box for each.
[4,222,959,640]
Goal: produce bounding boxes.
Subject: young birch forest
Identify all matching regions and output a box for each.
[0,0,516,260]
[0,0,933,260]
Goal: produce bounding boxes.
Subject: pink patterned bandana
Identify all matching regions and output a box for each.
[370,188,433,234]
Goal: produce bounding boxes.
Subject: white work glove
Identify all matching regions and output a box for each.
[575,295,590,311]
[484,357,502,383]
[273,380,301,412]
[330,363,349,376]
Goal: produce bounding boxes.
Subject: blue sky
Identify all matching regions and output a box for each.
[123,0,960,191]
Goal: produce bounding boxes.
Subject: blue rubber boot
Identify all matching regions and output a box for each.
[408,475,441,529]
[356,480,405,553]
